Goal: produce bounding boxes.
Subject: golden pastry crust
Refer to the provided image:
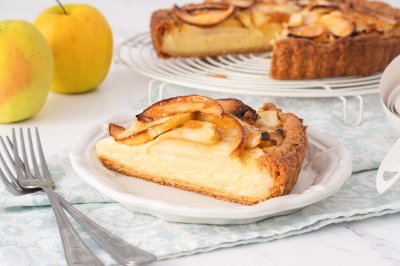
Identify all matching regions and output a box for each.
[258,103,307,198]
[97,102,307,205]
[150,9,175,58]
[270,33,400,79]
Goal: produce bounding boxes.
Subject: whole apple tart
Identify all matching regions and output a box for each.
[96,95,308,205]
[150,0,400,79]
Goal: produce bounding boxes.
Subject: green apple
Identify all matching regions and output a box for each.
[0,20,54,123]
[34,4,113,94]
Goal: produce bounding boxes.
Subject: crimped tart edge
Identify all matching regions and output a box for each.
[270,33,400,79]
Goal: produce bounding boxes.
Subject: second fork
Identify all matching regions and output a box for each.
[12,128,104,266]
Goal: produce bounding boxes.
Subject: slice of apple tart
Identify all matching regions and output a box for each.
[96,95,307,205]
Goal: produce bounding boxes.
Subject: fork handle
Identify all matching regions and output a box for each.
[57,195,157,265]
[44,187,104,266]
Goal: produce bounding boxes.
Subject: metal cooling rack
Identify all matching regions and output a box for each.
[117,32,381,126]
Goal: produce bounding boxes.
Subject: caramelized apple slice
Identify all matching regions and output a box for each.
[222,0,254,8]
[287,24,325,39]
[288,13,304,27]
[235,10,253,27]
[217,98,258,122]
[173,3,235,27]
[309,2,339,13]
[349,11,394,33]
[158,120,220,144]
[234,119,262,148]
[137,95,223,122]
[319,14,355,37]
[259,128,284,153]
[111,113,195,145]
[198,113,246,156]
[251,8,269,26]
[217,98,248,116]
[256,110,281,128]
[109,123,125,138]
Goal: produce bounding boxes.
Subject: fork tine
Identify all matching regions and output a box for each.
[35,127,51,180]
[26,128,42,179]
[11,128,23,179]
[0,138,19,187]
[0,167,23,195]
[19,128,33,179]
[1,137,14,167]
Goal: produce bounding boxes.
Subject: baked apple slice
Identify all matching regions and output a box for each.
[110,113,195,145]
[309,2,339,13]
[221,0,254,9]
[350,11,394,33]
[137,95,223,122]
[288,24,325,39]
[288,13,304,27]
[237,119,264,148]
[173,3,235,27]
[158,120,220,144]
[198,113,246,156]
[217,98,258,122]
[319,14,355,37]
[256,110,281,128]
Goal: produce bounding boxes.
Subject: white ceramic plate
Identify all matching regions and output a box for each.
[70,111,353,225]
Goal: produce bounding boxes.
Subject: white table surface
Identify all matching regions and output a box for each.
[1,0,400,265]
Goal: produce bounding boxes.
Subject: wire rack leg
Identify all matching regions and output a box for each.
[147,80,158,105]
[339,95,364,126]
[158,83,166,102]
[147,80,168,104]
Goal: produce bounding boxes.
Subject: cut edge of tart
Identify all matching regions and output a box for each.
[150,0,400,80]
[95,95,308,205]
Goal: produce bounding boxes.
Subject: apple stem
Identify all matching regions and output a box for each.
[55,0,68,15]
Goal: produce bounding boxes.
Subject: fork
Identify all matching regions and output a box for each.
[6,128,104,265]
[0,128,157,265]
[0,130,156,265]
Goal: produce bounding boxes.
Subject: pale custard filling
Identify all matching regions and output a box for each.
[161,18,284,57]
[96,137,273,199]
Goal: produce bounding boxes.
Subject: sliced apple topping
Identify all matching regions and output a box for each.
[217,98,258,123]
[349,12,394,33]
[235,10,253,27]
[111,113,195,146]
[198,113,246,156]
[172,3,235,27]
[288,24,325,39]
[159,120,220,145]
[108,123,126,138]
[288,12,304,27]
[221,0,254,9]
[137,95,223,122]
[258,128,284,153]
[253,2,298,15]
[319,14,355,37]
[309,2,339,13]
[236,119,264,148]
[256,110,281,129]
[217,98,248,116]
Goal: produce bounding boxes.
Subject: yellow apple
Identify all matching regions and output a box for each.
[34,4,113,94]
[0,20,54,123]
